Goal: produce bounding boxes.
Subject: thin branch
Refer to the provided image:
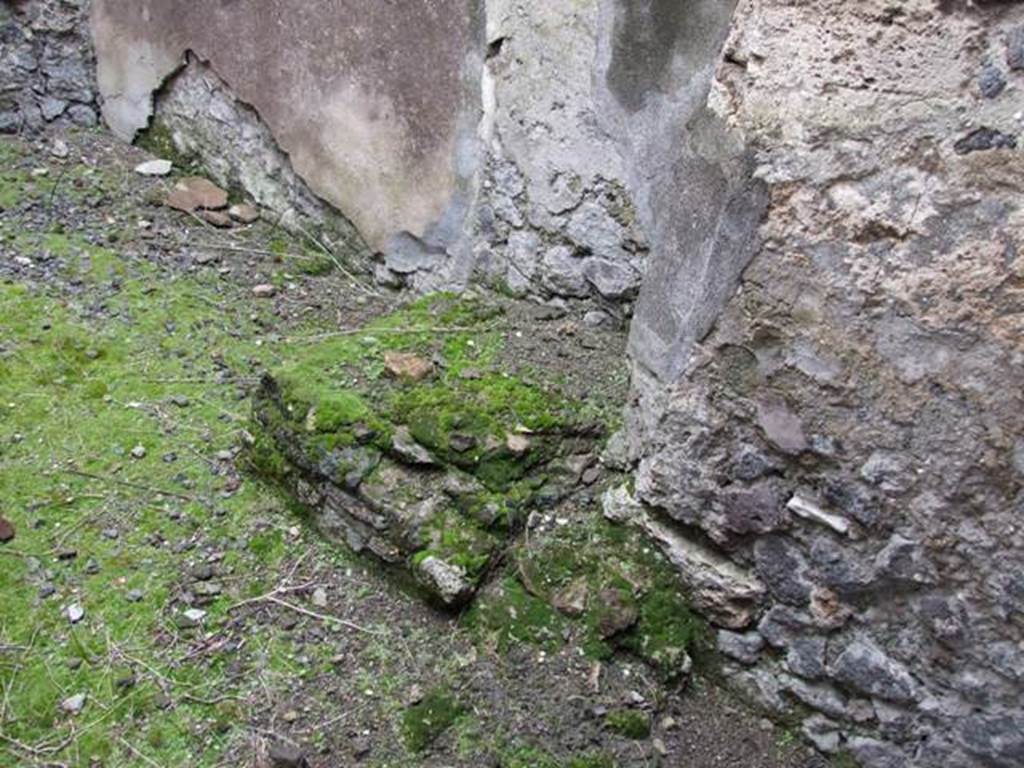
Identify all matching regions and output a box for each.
[281,323,491,345]
[117,737,164,768]
[0,731,76,758]
[226,581,318,613]
[0,549,49,560]
[228,582,381,635]
[184,240,315,261]
[64,469,196,503]
[290,220,382,299]
[51,503,108,550]
[263,596,381,635]
[46,165,71,210]
[298,702,370,735]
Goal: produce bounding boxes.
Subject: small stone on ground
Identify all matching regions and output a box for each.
[0,517,15,543]
[228,203,260,224]
[383,350,434,380]
[269,741,309,768]
[134,159,173,176]
[60,694,86,716]
[199,209,232,228]
[164,176,229,212]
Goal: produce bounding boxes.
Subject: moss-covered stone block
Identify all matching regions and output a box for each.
[470,514,708,681]
[248,293,604,607]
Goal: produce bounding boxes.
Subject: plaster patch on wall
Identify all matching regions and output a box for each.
[90,0,483,252]
[291,80,458,249]
[151,57,368,257]
[594,0,764,384]
[90,21,180,141]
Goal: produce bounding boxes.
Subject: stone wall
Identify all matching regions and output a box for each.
[87,0,660,308]
[462,0,650,307]
[624,2,1024,766]
[0,0,98,134]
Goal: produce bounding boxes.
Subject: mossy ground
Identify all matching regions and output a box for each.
[0,131,820,768]
[604,709,650,740]
[467,512,709,682]
[401,687,464,752]
[0,131,437,767]
[0,263,310,764]
[0,140,29,210]
[499,745,616,768]
[0,159,367,764]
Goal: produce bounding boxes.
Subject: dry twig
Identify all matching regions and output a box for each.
[281,323,491,345]
[117,737,164,768]
[227,561,380,635]
[263,595,380,635]
[64,469,196,502]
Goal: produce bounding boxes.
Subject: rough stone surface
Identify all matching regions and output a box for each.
[459,0,651,303]
[625,2,1024,765]
[414,556,475,607]
[603,486,765,629]
[227,204,259,225]
[133,159,172,176]
[383,352,434,382]
[0,1,98,134]
[830,638,917,704]
[253,356,602,608]
[716,629,764,666]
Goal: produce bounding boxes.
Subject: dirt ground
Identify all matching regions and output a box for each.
[0,128,826,768]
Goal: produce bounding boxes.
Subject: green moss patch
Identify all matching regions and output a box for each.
[568,755,618,768]
[401,687,465,753]
[257,293,589,490]
[465,577,567,652]
[417,509,498,582]
[499,745,617,768]
[249,293,606,604]
[0,225,360,766]
[134,119,203,174]
[469,514,708,681]
[604,709,650,740]
[0,139,29,210]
